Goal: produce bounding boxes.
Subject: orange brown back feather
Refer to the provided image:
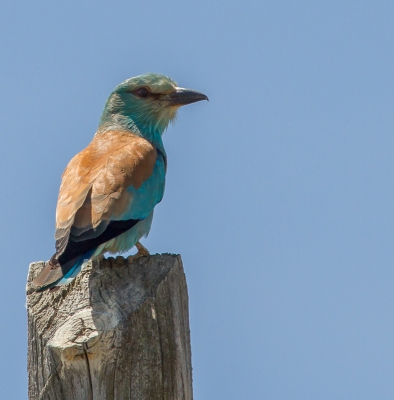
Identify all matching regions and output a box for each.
[55,130,157,258]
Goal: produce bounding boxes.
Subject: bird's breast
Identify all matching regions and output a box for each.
[122,154,166,220]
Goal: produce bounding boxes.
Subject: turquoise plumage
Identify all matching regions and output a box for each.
[32,73,207,291]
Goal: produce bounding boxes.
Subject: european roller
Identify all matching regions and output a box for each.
[32,73,207,291]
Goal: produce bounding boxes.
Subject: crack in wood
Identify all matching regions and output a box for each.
[83,342,93,400]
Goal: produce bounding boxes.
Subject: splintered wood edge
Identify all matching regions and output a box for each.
[26,254,182,295]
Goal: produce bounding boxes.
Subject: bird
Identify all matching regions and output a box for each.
[32,73,208,291]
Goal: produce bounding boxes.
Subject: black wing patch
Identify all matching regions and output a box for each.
[56,218,140,265]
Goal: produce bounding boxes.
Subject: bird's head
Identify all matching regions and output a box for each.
[99,73,208,137]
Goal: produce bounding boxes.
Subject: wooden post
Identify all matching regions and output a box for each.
[26,254,193,400]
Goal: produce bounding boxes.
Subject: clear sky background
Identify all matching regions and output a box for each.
[1,1,394,399]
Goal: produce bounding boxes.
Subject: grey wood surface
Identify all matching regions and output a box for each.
[26,254,193,400]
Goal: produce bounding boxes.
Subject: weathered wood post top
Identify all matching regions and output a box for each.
[26,254,193,400]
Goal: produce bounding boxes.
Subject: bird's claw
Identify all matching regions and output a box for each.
[127,242,150,264]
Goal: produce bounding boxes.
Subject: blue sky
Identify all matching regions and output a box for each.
[1,1,394,398]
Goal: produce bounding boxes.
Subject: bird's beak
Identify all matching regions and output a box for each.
[163,87,208,107]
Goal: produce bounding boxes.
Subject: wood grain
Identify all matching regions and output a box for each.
[27,254,193,400]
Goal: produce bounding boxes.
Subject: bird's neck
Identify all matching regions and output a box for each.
[98,113,166,155]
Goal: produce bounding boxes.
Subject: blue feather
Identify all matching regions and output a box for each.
[45,249,96,289]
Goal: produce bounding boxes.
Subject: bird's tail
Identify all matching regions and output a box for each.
[50,249,96,288]
[32,249,96,292]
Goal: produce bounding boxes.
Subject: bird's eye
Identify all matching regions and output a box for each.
[136,87,150,98]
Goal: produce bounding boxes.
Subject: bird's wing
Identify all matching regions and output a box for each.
[54,131,157,261]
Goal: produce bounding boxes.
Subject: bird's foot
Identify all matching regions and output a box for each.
[94,254,105,263]
[127,242,150,264]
